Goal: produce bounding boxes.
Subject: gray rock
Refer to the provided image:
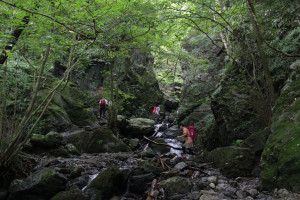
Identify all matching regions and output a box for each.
[207,176,218,184]
[128,173,156,194]
[199,193,223,200]
[187,191,201,200]
[173,162,188,171]
[209,183,216,189]
[161,176,193,196]
[246,188,258,197]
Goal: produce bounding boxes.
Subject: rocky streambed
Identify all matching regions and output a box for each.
[1,121,300,200]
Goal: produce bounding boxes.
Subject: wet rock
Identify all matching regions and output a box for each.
[161,176,193,196]
[86,166,129,199]
[167,194,186,200]
[275,188,290,198]
[173,162,188,171]
[31,134,47,147]
[128,173,156,194]
[8,167,67,200]
[66,175,89,190]
[150,138,170,155]
[204,146,254,177]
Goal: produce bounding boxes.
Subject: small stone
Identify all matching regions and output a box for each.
[277,188,290,198]
[173,162,188,171]
[209,183,216,189]
[246,188,258,197]
[207,176,218,184]
[236,190,244,199]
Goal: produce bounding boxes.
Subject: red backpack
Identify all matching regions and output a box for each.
[188,126,198,140]
[152,106,157,114]
[100,99,106,107]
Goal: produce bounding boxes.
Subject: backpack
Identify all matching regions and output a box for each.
[188,126,198,140]
[153,107,157,114]
[100,99,106,107]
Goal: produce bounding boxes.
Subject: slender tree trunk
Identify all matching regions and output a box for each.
[0,62,8,140]
[2,44,50,165]
[246,0,275,123]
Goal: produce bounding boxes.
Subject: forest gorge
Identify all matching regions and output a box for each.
[0,0,299,199]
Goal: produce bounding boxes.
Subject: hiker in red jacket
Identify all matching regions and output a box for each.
[99,98,108,120]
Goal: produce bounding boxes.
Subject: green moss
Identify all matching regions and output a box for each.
[261,80,300,192]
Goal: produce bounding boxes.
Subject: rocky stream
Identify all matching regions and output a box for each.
[1,121,299,200]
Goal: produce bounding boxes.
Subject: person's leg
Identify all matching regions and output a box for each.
[100,108,104,119]
[182,145,187,159]
[103,107,106,118]
[187,148,196,158]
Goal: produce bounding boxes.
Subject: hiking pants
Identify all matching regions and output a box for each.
[100,107,106,118]
[182,146,195,156]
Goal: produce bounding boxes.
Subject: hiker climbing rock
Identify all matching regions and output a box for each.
[177,122,196,159]
[154,105,161,124]
[98,98,108,120]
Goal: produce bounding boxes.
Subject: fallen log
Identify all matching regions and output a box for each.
[146,179,158,200]
[143,136,182,150]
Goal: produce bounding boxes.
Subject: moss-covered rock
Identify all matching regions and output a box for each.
[119,118,155,138]
[51,188,88,200]
[86,166,129,199]
[64,127,131,153]
[204,146,255,177]
[8,168,66,200]
[161,176,193,196]
[45,131,64,148]
[261,75,300,192]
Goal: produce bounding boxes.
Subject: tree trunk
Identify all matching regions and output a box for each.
[246,0,275,124]
[0,62,8,140]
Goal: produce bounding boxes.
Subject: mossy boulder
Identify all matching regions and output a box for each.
[204,146,255,177]
[64,127,131,153]
[51,188,88,200]
[241,129,271,154]
[8,168,66,200]
[86,166,129,199]
[161,176,193,196]
[150,138,170,155]
[44,131,64,147]
[119,118,155,138]
[261,75,300,192]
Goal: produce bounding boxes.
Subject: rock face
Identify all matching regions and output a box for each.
[204,146,255,177]
[8,168,66,200]
[64,127,131,153]
[261,61,300,192]
[39,81,98,133]
[210,66,264,149]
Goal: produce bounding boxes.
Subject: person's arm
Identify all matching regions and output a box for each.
[177,129,187,138]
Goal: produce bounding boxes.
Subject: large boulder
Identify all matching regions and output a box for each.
[204,146,254,177]
[161,176,193,196]
[119,118,155,138]
[8,168,66,200]
[86,166,129,199]
[261,63,300,192]
[64,127,131,153]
